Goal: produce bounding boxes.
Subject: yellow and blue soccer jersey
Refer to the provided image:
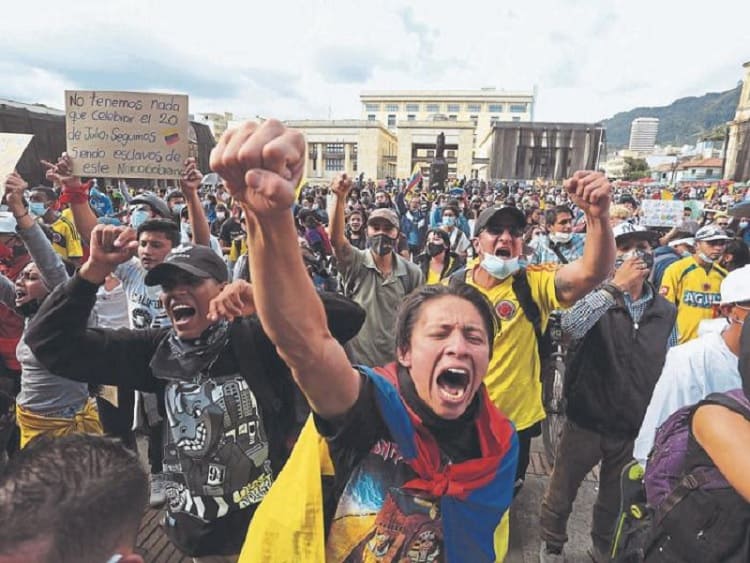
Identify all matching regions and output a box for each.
[659,256,727,344]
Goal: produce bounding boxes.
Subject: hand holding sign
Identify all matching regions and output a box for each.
[0,133,33,200]
[4,172,29,216]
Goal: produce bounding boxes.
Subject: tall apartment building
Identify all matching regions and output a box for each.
[360,88,534,178]
[628,117,659,153]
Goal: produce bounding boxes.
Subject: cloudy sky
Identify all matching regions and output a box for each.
[2,0,748,124]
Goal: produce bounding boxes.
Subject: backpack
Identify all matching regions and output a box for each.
[639,390,750,562]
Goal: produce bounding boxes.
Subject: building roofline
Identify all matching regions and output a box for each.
[360,90,534,100]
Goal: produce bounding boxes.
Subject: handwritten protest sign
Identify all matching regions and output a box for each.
[0,133,33,200]
[640,199,685,227]
[65,90,188,179]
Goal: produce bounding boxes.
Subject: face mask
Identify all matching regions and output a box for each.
[442,216,456,227]
[481,252,521,280]
[549,231,572,244]
[172,203,185,215]
[427,243,445,257]
[129,209,150,229]
[18,299,41,317]
[681,250,692,258]
[740,221,748,230]
[375,202,390,209]
[369,233,395,257]
[216,212,226,221]
[697,251,714,264]
[29,202,47,217]
[0,241,26,263]
[615,249,654,270]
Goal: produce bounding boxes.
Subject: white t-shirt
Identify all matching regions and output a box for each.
[633,330,740,465]
[114,258,171,329]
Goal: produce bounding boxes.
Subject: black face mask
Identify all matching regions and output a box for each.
[369,234,395,257]
[18,299,41,318]
[427,243,445,257]
[375,202,390,209]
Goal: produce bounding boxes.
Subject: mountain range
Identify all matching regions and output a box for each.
[600,84,742,150]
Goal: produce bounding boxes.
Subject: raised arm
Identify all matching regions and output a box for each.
[4,172,68,289]
[211,120,360,419]
[327,174,354,268]
[553,171,615,306]
[42,154,98,245]
[179,157,210,247]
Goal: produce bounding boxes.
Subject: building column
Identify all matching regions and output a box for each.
[344,143,352,173]
[316,143,324,178]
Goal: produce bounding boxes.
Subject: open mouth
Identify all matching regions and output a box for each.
[436,368,471,402]
[171,304,197,324]
[495,248,511,258]
[177,421,207,451]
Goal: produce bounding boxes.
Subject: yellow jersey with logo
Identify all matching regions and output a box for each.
[659,256,726,344]
[464,264,561,431]
[49,213,83,259]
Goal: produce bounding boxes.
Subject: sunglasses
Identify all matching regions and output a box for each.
[484,224,524,238]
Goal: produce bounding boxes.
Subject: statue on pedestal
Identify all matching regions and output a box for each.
[429,132,448,192]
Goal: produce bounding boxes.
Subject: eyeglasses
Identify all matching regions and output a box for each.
[484,224,524,238]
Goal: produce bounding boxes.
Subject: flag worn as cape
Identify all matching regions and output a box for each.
[239,363,518,562]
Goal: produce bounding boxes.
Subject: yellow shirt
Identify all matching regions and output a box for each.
[49,213,83,259]
[464,264,561,430]
[426,267,441,285]
[659,256,726,344]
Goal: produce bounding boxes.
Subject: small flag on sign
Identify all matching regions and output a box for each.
[163,129,180,145]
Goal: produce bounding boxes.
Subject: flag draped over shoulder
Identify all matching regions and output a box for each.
[239,363,518,563]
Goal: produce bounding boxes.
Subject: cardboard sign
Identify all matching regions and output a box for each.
[65,90,189,179]
[0,133,34,199]
[640,199,685,227]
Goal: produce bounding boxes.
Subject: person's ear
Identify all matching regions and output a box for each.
[397,346,412,368]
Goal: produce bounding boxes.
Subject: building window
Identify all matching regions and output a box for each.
[326,143,344,153]
[326,159,344,171]
[706,168,713,176]
[426,103,440,113]
[447,103,460,112]
[365,103,379,112]
[367,114,376,121]
[427,150,435,157]
[509,103,527,113]
[387,114,396,127]
[466,103,482,112]
[448,114,457,121]
[353,160,358,172]
[447,150,456,158]
[405,103,419,112]
[407,114,416,121]
[470,115,478,126]
[385,103,399,112]
[488,103,503,113]
[512,116,521,122]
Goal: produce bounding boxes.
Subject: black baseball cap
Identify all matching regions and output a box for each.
[473,205,526,237]
[145,244,228,286]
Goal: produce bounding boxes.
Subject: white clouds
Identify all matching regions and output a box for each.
[1,0,748,124]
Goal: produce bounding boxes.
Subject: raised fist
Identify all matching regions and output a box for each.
[563,171,611,219]
[209,119,305,218]
[179,157,202,194]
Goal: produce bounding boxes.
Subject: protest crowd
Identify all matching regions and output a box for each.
[0,117,750,563]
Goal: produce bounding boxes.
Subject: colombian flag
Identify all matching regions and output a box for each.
[240,364,518,562]
[163,129,180,145]
[406,163,423,193]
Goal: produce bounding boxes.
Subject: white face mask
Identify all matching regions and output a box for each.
[740,220,748,230]
[480,252,521,280]
[549,231,572,244]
